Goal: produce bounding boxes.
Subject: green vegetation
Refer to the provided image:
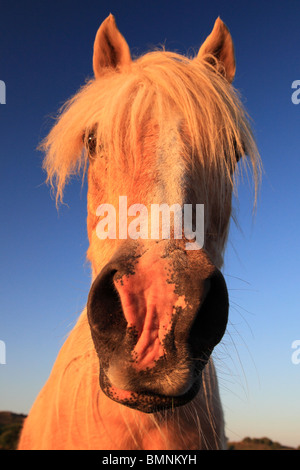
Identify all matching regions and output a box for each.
[228,436,299,450]
[0,412,26,450]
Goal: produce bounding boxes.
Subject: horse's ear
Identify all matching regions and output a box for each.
[93,14,132,78]
[196,17,236,83]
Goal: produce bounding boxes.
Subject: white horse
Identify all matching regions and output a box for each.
[19,15,260,450]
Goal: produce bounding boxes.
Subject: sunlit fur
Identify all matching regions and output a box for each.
[19,16,261,450]
[41,48,260,267]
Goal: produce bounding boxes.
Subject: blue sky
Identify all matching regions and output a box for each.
[0,0,299,447]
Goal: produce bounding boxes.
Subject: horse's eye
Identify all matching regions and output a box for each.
[83,131,105,161]
[85,132,97,159]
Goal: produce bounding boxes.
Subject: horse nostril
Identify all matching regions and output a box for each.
[188,269,229,359]
[87,265,127,352]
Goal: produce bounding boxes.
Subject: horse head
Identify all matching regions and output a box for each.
[41,14,260,415]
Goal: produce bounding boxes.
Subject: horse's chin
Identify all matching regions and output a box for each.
[99,369,201,413]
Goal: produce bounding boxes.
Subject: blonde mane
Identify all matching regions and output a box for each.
[41,49,261,208]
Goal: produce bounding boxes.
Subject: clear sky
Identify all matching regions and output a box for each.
[0,0,299,447]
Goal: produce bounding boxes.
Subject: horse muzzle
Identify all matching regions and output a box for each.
[87,240,228,413]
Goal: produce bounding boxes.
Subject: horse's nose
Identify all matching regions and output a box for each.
[187,268,229,358]
[87,241,228,401]
[87,254,185,371]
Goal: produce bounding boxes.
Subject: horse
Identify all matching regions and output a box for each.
[18,14,260,450]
